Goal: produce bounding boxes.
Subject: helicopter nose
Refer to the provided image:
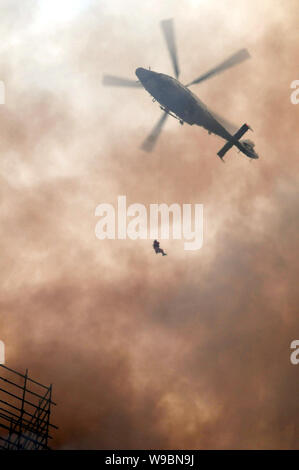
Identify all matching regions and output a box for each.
[135,67,149,82]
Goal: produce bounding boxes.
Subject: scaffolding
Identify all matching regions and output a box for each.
[0,364,58,450]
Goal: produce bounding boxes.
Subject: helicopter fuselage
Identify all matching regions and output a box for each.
[135,67,258,159]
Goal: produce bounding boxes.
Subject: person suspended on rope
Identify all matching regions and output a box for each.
[153,240,167,256]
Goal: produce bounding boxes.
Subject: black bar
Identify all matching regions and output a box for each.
[0,450,296,467]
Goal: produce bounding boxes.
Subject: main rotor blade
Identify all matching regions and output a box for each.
[161,19,180,79]
[141,112,169,152]
[102,75,142,87]
[186,48,250,87]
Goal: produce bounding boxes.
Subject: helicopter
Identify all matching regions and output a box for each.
[103,19,259,162]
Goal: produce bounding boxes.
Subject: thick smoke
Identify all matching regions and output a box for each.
[0,0,298,449]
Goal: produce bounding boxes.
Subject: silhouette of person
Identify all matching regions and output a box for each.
[153,240,167,256]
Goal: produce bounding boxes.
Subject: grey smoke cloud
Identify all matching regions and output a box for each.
[0,0,298,449]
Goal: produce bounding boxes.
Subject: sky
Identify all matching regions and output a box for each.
[0,0,298,449]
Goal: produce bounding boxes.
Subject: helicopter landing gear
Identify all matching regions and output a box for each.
[159,105,183,124]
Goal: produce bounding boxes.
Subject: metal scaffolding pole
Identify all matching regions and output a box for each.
[0,364,58,450]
